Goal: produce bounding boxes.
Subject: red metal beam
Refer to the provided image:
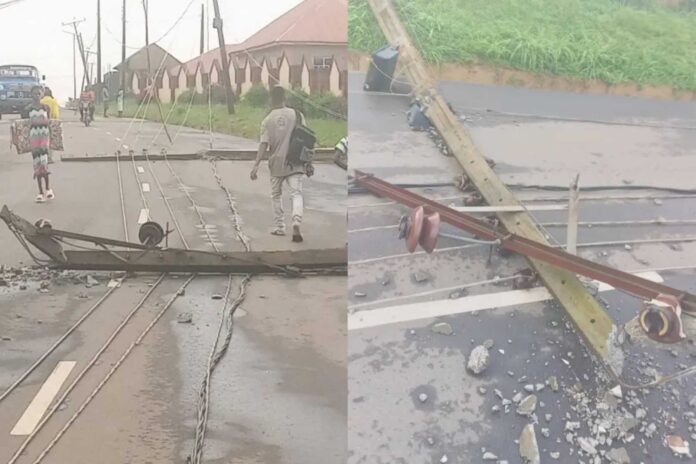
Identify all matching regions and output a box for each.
[354,170,696,312]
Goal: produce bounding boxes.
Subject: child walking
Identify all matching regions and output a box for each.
[27,86,53,202]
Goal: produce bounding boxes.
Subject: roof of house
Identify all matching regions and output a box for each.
[114,44,182,72]
[231,0,347,52]
[175,0,346,75]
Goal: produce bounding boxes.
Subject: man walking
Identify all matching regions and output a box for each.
[250,86,311,243]
[102,86,110,118]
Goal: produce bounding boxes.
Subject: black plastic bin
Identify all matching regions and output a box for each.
[363,45,399,92]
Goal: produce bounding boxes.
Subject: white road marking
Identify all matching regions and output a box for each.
[11,361,76,436]
[348,271,663,331]
[137,166,145,174]
[142,183,150,193]
[451,204,567,213]
[138,208,149,224]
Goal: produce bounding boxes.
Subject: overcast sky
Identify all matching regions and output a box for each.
[0,0,302,103]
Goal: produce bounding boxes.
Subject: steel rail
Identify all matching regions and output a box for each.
[354,171,696,312]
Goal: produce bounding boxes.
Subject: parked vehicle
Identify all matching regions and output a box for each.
[0,65,44,119]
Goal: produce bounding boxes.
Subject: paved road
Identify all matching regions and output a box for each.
[0,112,347,463]
[348,72,696,463]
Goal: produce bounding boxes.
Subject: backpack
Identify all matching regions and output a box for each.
[287,109,315,166]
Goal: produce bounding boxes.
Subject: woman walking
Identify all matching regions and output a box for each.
[40,86,59,164]
[27,85,53,202]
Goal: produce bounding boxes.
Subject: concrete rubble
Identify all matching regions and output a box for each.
[519,424,541,464]
[467,344,490,375]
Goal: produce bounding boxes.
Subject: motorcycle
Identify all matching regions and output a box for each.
[80,101,93,127]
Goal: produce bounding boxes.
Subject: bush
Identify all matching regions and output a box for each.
[287,90,346,120]
[243,85,270,107]
[177,88,207,105]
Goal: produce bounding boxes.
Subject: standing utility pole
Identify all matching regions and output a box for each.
[62,18,89,89]
[62,30,78,100]
[211,0,235,114]
[121,0,127,93]
[200,3,205,55]
[97,0,102,85]
[142,0,173,143]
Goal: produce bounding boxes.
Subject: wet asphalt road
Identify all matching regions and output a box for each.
[0,112,347,463]
[348,72,696,463]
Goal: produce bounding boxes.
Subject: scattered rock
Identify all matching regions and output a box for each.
[549,451,560,460]
[610,385,622,399]
[478,386,487,395]
[418,393,428,403]
[577,437,598,455]
[466,345,490,375]
[413,271,430,283]
[85,275,99,287]
[541,428,550,438]
[177,313,193,324]
[353,292,366,298]
[431,322,453,336]
[483,339,495,349]
[624,244,632,251]
[449,289,468,299]
[517,395,537,416]
[607,447,630,464]
[439,454,449,463]
[519,424,540,464]
[547,376,559,392]
[482,451,497,460]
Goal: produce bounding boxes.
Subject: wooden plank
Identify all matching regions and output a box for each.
[567,174,580,254]
[367,0,615,359]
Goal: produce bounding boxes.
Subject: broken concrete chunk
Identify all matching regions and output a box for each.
[519,424,541,464]
[439,454,449,463]
[431,322,453,336]
[549,451,560,460]
[664,435,692,458]
[466,345,490,375]
[482,451,497,460]
[483,339,494,349]
[606,447,630,464]
[517,395,538,416]
[513,392,524,404]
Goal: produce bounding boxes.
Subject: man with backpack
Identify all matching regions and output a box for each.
[250,86,315,243]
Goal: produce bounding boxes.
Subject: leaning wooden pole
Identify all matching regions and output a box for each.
[366,0,617,363]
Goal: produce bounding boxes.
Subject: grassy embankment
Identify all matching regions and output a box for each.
[349,0,696,91]
[121,97,346,148]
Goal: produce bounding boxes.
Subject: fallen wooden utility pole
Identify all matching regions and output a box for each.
[367,0,616,360]
[60,148,338,163]
[0,206,346,275]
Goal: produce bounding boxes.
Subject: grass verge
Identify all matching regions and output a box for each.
[349,0,696,90]
[121,100,346,148]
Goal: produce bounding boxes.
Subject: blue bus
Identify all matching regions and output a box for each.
[0,64,45,119]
